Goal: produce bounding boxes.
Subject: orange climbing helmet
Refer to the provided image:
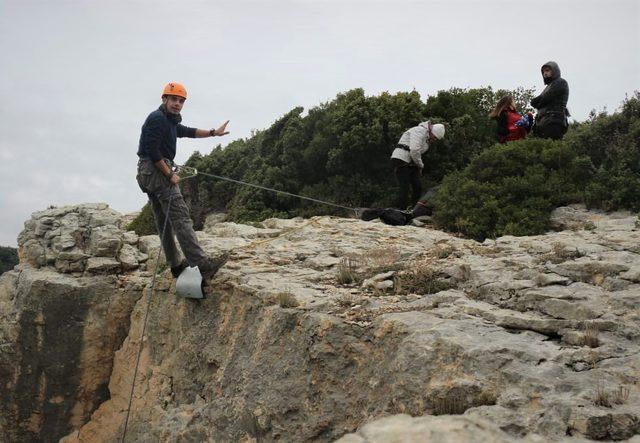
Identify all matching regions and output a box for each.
[162,82,187,99]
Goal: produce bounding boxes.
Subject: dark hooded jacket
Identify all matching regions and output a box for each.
[530,61,569,128]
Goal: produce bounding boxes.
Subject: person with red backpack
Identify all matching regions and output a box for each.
[489,95,533,143]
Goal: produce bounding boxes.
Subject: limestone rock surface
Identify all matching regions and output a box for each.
[1,203,638,442]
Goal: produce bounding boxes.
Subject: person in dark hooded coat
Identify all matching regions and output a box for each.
[530,61,570,140]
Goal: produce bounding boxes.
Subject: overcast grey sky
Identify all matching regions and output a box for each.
[0,0,638,246]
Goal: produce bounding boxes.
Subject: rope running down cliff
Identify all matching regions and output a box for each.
[121,166,358,441]
[120,193,174,443]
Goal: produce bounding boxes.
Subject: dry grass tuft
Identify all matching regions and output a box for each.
[538,242,584,264]
[475,390,498,407]
[612,385,631,405]
[336,293,359,307]
[395,262,454,295]
[276,291,299,308]
[432,394,467,415]
[434,244,455,259]
[336,256,362,285]
[594,382,630,407]
[430,388,496,416]
[336,247,404,286]
[366,246,403,273]
[582,323,600,348]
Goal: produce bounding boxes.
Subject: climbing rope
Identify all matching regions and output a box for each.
[238,217,323,250]
[120,192,173,442]
[179,166,360,217]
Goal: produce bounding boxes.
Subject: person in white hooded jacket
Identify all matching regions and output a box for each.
[390,121,445,209]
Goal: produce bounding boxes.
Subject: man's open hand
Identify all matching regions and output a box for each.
[213,120,230,136]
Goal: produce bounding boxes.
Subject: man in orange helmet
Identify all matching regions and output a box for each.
[136,82,230,279]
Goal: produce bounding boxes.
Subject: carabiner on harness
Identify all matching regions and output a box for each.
[173,164,198,180]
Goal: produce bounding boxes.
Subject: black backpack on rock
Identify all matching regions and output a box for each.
[360,208,413,226]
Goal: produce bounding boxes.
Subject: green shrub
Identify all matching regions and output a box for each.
[126,202,156,236]
[0,246,18,274]
[182,86,533,226]
[564,92,640,211]
[432,138,584,240]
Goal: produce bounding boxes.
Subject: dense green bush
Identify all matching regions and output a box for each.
[564,92,640,211]
[180,86,534,228]
[125,202,156,236]
[0,246,18,274]
[432,138,586,239]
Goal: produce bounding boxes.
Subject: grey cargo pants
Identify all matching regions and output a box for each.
[136,158,207,269]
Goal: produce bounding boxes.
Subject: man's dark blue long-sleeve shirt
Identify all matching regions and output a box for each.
[137,105,196,162]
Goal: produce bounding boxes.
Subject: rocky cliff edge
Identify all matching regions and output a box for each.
[1,203,639,442]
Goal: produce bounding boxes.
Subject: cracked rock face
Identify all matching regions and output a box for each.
[2,204,639,442]
[17,203,139,275]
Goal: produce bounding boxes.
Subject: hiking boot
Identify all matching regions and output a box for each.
[198,253,229,279]
[170,260,189,278]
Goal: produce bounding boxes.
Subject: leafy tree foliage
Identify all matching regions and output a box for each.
[0,246,18,274]
[423,86,535,183]
[181,86,535,228]
[432,138,584,239]
[126,202,156,236]
[563,92,640,211]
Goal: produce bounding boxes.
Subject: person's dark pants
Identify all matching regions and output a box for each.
[533,122,567,140]
[393,158,422,209]
[136,158,207,269]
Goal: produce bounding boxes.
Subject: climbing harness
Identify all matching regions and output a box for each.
[173,164,198,180]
